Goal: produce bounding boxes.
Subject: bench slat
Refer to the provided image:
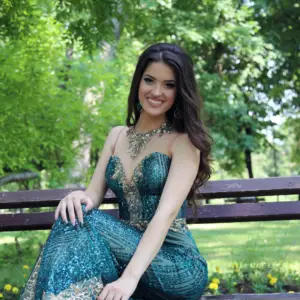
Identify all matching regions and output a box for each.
[188,202,300,223]
[0,189,116,209]
[1,202,300,231]
[0,210,118,231]
[1,176,299,209]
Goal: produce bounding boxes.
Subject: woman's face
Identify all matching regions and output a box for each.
[138,61,177,118]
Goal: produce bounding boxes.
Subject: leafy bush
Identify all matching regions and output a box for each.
[204,262,300,296]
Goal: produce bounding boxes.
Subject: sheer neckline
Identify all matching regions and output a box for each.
[110,152,171,183]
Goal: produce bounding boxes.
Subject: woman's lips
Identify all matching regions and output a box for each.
[147,98,163,107]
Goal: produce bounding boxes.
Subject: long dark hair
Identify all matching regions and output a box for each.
[126,43,213,205]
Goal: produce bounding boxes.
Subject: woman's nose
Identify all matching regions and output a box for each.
[152,84,162,96]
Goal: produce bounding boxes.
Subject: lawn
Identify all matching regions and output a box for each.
[190,220,300,274]
[0,219,299,288]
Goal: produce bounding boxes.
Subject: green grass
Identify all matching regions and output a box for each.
[0,231,49,287]
[189,220,300,274]
[0,220,299,288]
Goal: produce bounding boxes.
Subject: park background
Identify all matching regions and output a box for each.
[0,0,299,298]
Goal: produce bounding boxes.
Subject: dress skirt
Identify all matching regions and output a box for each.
[20,208,208,300]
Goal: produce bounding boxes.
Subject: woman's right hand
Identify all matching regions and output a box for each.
[54,190,94,226]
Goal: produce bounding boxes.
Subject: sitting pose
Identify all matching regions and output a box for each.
[21,43,213,300]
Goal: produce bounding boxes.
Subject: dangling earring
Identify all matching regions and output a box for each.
[137,101,142,111]
[174,106,181,119]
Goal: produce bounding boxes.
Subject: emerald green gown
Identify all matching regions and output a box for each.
[21,152,208,299]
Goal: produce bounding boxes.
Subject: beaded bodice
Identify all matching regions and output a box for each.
[105,152,188,232]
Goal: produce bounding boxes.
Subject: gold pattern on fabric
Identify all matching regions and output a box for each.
[127,122,173,159]
[20,248,44,300]
[124,218,188,233]
[42,277,103,299]
[112,156,143,224]
[112,154,188,233]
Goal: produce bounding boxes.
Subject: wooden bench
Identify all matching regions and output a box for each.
[224,196,265,204]
[1,176,300,299]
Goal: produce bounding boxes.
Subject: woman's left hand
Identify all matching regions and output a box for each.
[97,275,138,300]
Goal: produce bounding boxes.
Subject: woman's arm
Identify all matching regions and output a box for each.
[55,126,125,225]
[85,126,125,208]
[122,133,200,281]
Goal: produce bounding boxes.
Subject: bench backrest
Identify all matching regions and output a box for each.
[1,177,300,298]
[0,176,300,231]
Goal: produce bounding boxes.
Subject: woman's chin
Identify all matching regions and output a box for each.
[142,107,166,118]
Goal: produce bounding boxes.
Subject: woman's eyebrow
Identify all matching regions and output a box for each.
[144,74,176,82]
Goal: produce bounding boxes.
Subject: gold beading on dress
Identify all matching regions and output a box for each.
[123,218,188,233]
[42,277,104,299]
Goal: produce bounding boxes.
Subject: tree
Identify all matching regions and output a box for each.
[0,0,140,189]
[123,0,284,177]
[1,0,298,190]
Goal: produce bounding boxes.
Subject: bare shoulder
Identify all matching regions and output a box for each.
[171,133,200,159]
[109,125,127,137]
[106,126,128,149]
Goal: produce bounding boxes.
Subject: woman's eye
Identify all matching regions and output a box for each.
[166,83,175,89]
[144,77,153,83]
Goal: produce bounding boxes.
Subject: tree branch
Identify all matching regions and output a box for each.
[0,171,40,186]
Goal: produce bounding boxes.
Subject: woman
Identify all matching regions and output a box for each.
[21,43,212,300]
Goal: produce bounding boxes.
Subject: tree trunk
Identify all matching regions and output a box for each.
[245,123,254,178]
[245,149,254,178]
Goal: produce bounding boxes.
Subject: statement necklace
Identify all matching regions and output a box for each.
[127,122,173,159]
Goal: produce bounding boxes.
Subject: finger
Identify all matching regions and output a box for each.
[67,198,76,226]
[60,200,68,224]
[74,199,83,224]
[81,197,93,212]
[106,292,115,300]
[54,202,61,220]
[98,286,109,300]
[114,293,123,300]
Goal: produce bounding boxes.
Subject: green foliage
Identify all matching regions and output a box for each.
[0,16,74,183]
[0,9,118,187]
[0,0,299,189]
[119,0,297,176]
[205,262,300,295]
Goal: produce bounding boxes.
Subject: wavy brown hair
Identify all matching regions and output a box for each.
[126,43,213,206]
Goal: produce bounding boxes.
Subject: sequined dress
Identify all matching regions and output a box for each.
[21,152,208,300]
